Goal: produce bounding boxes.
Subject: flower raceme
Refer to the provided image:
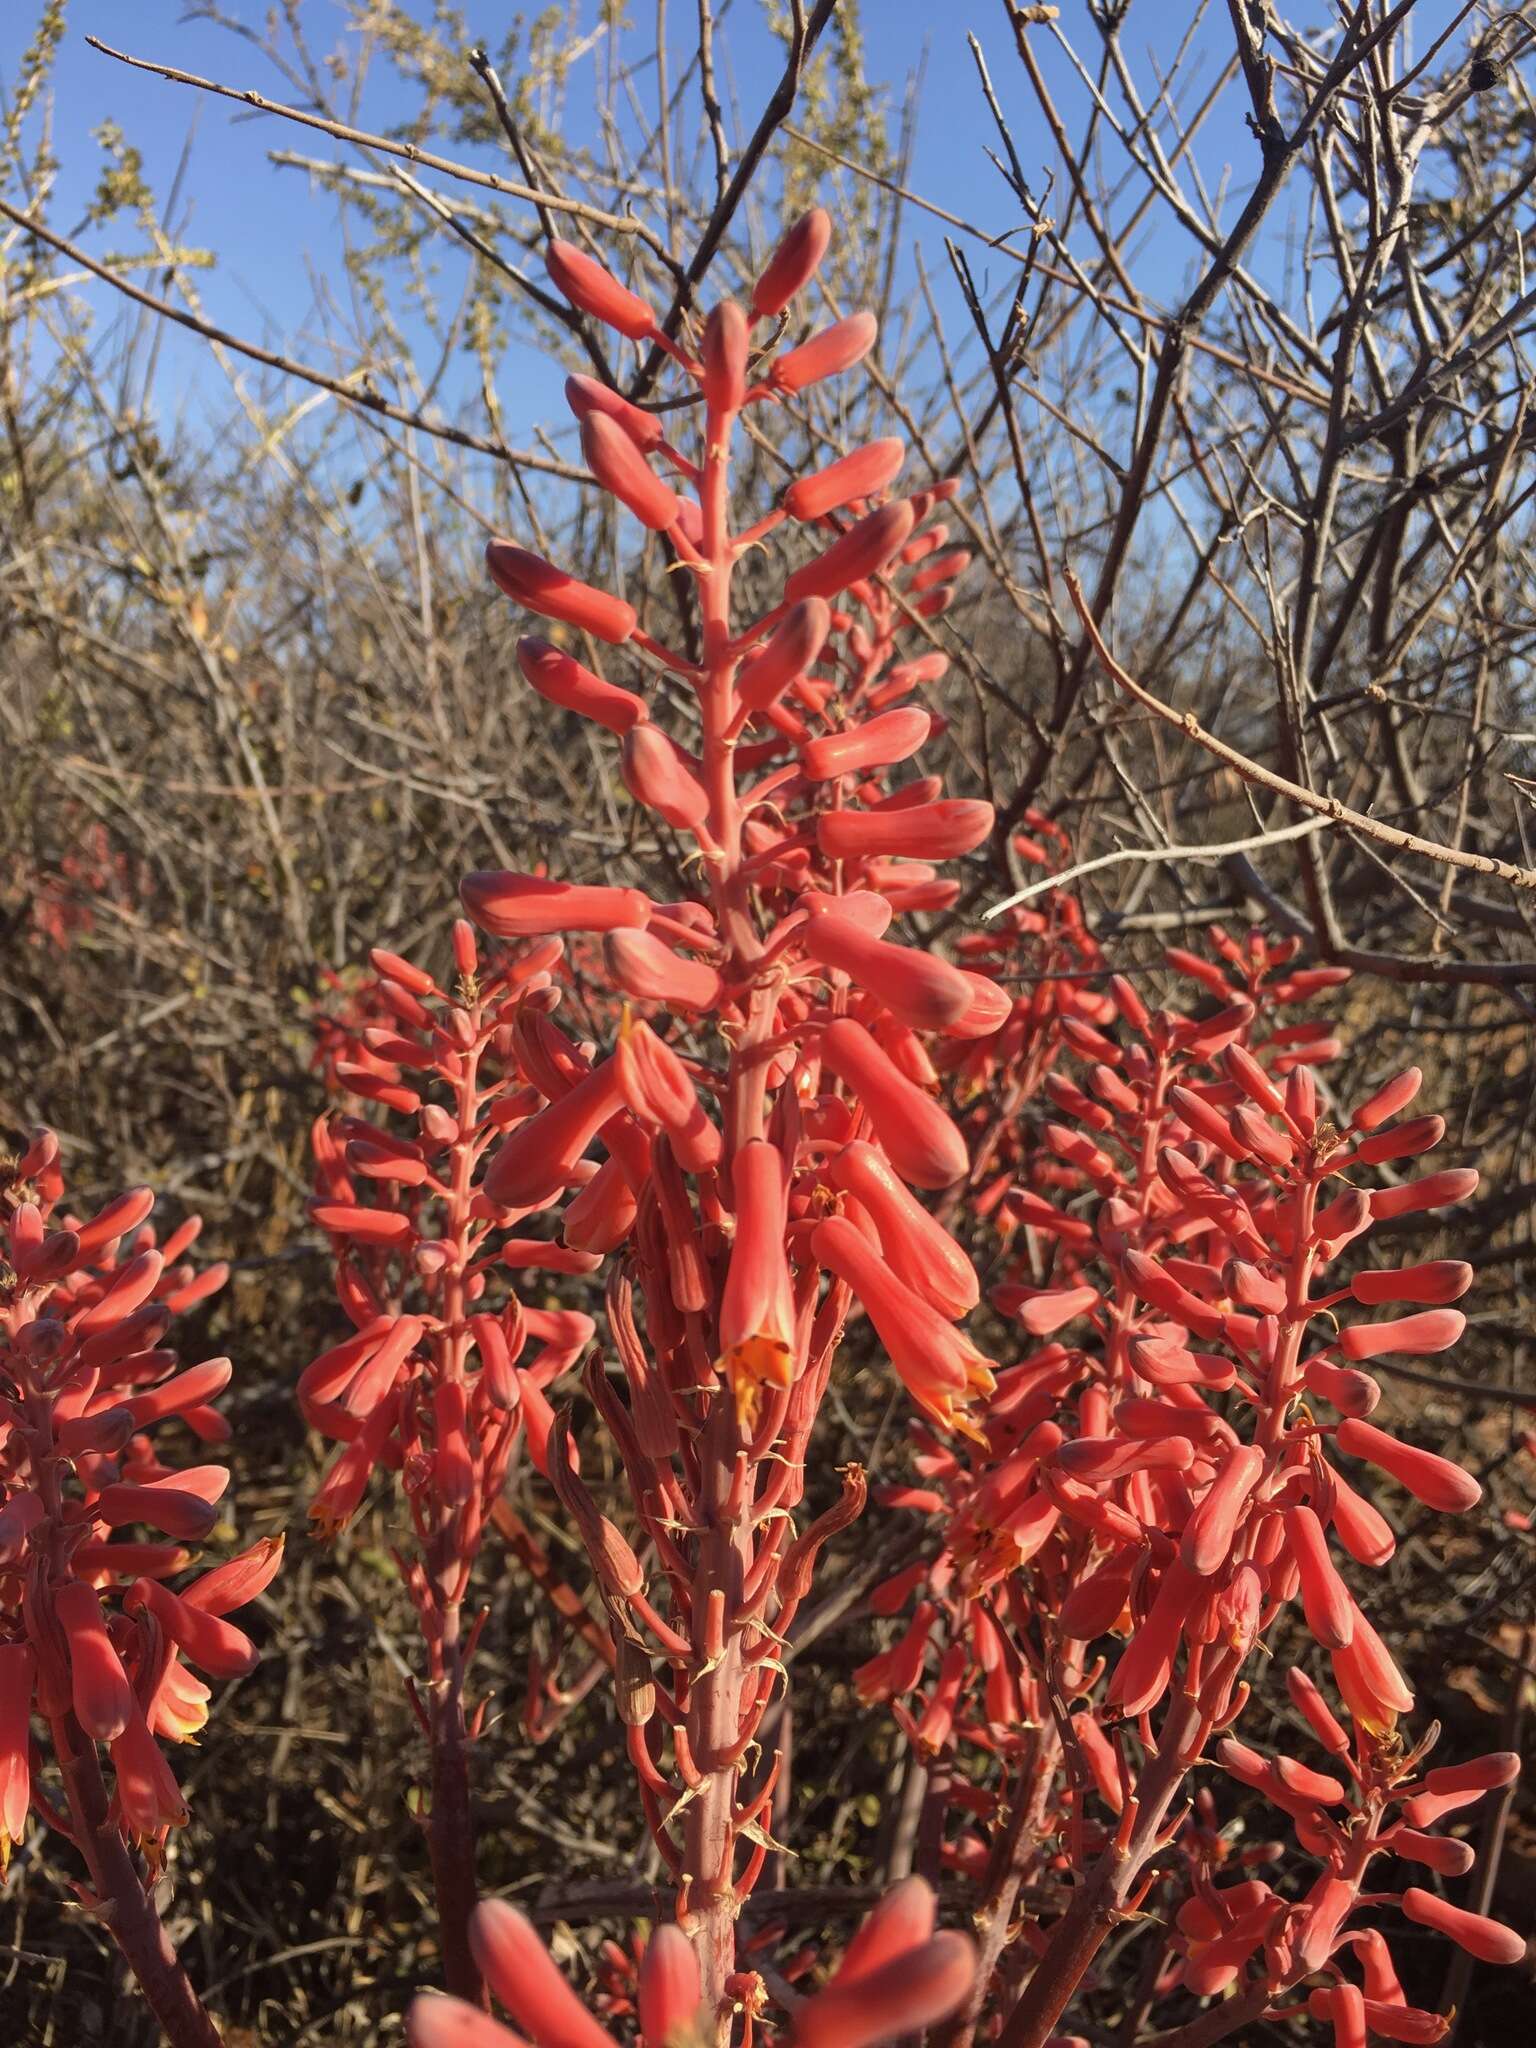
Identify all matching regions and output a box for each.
[1,1131,273,2048]
[455,211,1003,2027]
[845,932,1519,2048]
[305,923,597,2000]
[407,1881,975,2048]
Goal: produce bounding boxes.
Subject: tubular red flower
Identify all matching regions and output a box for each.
[769,311,878,394]
[1334,1417,1482,1511]
[1400,1888,1525,1966]
[485,541,637,643]
[827,1141,978,1318]
[812,1216,995,1436]
[1180,1445,1264,1576]
[564,372,665,452]
[545,240,654,339]
[486,1060,626,1211]
[1339,1308,1466,1361]
[1350,1261,1472,1306]
[751,208,832,317]
[736,598,831,715]
[1351,1066,1422,1131]
[803,917,972,1030]
[817,799,993,863]
[702,300,750,413]
[718,1140,797,1418]
[471,1900,618,2048]
[1,1642,34,1861]
[1284,1504,1355,1649]
[517,637,647,735]
[55,1579,134,1742]
[604,928,723,1011]
[621,724,710,831]
[821,1018,968,1189]
[785,501,917,604]
[791,1933,975,2048]
[638,1925,701,2048]
[461,871,651,938]
[582,412,680,530]
[1331,1604,1414,1732]
[784,439,907,522]
[801,706,931,782]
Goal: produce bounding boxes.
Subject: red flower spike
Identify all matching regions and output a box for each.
[751,207,832,317]
[485,541,637,643]
[785,439,907,522]
[1335,1418,1482,1511]
[1400,1888,1525,1966]
[582,412,681,531]
[545,240,655,340]
[769,310,878,394]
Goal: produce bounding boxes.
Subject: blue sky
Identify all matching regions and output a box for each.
[0,2,1478,466]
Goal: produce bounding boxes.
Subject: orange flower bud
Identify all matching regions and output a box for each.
[1181,1445,1264,1576]
[792,1933,975,2048]
[1369,1167,1478,1220]
[545,240,654,340]
[1351,1066,1422,1131]
[110,1699,189,1839]
[1,1643,35,1861]
[1339,1308,1465,1362]
[127,1578,257,1679]
[752,208,832,318]
[485,540,636,643]
[1331,1604,1414,1731]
